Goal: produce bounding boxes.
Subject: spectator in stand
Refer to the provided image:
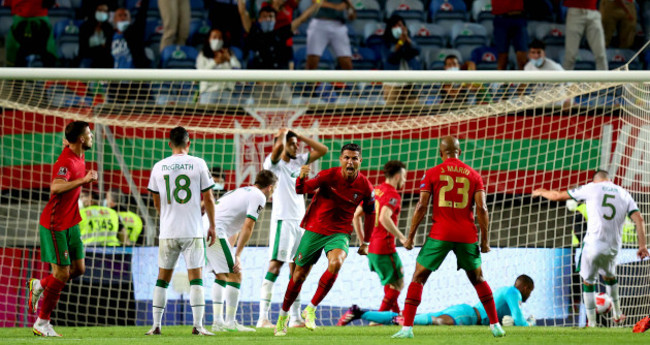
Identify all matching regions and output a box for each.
[306,0,356,70]
[205,0,246,48]
[111,1,150,69]
[381,14,420,105]
[4,0,58,67]
[563,0,608,70]
[491,0,527,70]
[440,55,490,105]
[524,39,563,71]
[159,0,190,52]
[239,0,320,69]
[600,0,637,49]
[79,1,114,68]
[266,0,299,69]
[196,28,241,104]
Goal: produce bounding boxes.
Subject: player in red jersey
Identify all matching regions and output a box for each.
[27,121,97,337]
[340,160,407,326]
[392,136,505,339]
[274,143,376,336]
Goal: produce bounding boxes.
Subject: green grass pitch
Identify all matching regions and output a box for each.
[1,325,648,345]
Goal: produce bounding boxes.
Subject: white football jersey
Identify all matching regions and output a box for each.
[569,181,639,251]
[263,152,309,220]
[148,154,214,239]
[203,186,267,238]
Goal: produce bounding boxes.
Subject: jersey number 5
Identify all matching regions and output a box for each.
[439,175,470,209]
[163,174,192,204]
[602,194,616,220]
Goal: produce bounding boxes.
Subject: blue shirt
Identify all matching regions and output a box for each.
[111,33,133,69]
[474,286,528,326]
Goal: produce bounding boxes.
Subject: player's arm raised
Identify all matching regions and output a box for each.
[295,165,323,194]
[532,188,571,201]
[630,211,649,259]
[233,217,256,273]
[203,189,216,246]
[298,132,328,164]
[405,191,430,250]
[475,190,490,253]
[379,205,407,245]
[50,170,97,195]
[270,128,288,164]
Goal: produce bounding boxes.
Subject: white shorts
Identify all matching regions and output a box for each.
[206,237,235,274]
[158,238,205,270]
[306,18,352,58]
[268,218,304,263]
[579,242,618,284]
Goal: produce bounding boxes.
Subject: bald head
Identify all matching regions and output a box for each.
[593,170,610,182]
[439,136,461,159]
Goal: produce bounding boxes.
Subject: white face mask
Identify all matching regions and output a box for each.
[116,20,130,32]
[391,27,402,39]
[95,11,108,22]
[532,57,545,68]
[446,66,460,71]
[213,182,225,191]
[209,38,223,52]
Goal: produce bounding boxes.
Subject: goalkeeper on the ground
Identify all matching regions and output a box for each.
[338,275,535,327]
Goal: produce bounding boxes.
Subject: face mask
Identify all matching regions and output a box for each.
[532,57,544,68]
[95,11,108,22]
[213,183,225,191]
[447,66,459,71]
[391,27,402,39]
[260,20,275,33]
[116,21,130,32]
[209,39,223,51]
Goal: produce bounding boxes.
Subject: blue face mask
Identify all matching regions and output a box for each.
[116,21,130,32]
[447,66,459,71]
[95,11,108,22]
[391,27,402,39]
[260,20,275,33]
[532,57,545,68]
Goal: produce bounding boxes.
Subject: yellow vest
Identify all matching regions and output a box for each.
[79,206,121,246]
[119,211,143,244]
[574,203,636,245]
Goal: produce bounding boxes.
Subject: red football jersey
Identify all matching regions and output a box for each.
[39,147,86,231]
[369,183,401,255]
[491,0,524,15]
[297,167,375,236]
[563,0,597,10]
[420,158,484,243]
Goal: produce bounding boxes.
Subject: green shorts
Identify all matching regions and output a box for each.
[417,238,481,272]
[368,252,404,286]
[39,224,85,266]
[294,231,350,267]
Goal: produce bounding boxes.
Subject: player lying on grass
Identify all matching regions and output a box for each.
[338,275,535,327]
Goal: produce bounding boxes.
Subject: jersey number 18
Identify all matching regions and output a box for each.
[163,174,192,204]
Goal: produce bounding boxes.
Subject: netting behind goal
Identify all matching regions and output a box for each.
[1,70,648,328]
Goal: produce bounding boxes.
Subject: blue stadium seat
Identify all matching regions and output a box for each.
[558,48,594,70]
[160,45,199,69]
[352,18,380,41]
[294,46,335,69]
[470,46,498,70]
[48,7,75,28]
[230,46,244,62]
[354,0,382,20]
[293,21,309,45]
[426,48,462,70]
[607,48,641,70]
[471,0,492,22]
[408,23,447,47]
[54,20,82,66]
[535,23,565,46]
[351,46,380,70]
[451,22,488,47]
[188,19,212,46]
[0,7,12,38]
[429,0,467,27]
[386,0,426,22]
[145,18,165,52]
[53,19,82,40]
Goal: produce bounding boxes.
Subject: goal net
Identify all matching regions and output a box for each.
[1,69,648,328]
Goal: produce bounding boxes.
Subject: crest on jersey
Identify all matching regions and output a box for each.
[63,250,69,259]
[389,198,398,206]
[57,167,68,176]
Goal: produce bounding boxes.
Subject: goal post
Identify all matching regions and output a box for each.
[0,69,648,328]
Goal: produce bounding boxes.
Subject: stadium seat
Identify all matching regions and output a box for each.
[293,21,310,45]
[470,46,498,70]
[347,24,360,47]
[188,19,211,46]
[351,46,380,69]
[408,23,447,47]
[145,18,165,53]
[353,0,382,20]
[160,45,199,69]
[471,0,491,22]
[352,18,380,41]
[451,22,488,47]
[426,48,462,70]
[48,7,75,28]
[54,20,82,67]
[0,7,12,37]
[558,48,595,70]
[53,19,82,40]
[606,48,641,70]
[294,46,335,69]
[230,46,244,62]
[429,0,467,27]
[386,0,426,22]
[535,23,566,46]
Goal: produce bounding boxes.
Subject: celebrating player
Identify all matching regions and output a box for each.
[339,274,535,327]
[393,136,504,339]
[350,160,407,318]
[274,143,376,336]
[533,170,649,327]
[257,128,328,328]
[27,121,97,337]
[145,126,217,336]
[206,170,277,332]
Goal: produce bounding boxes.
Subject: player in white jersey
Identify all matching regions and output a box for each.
[257,128,328,328]
[205,170,278,332]
[533,170,648,327]
[146,126,217,336]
